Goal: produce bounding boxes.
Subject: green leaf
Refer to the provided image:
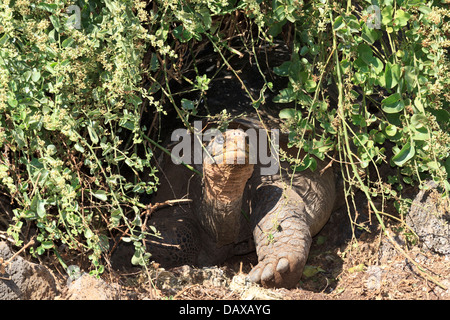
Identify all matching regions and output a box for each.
[131,248,151,266]
[131,214,142,227]
[411,126,429,141]
[268,20,286,37]
[279,108,298,119]
[426,161,439,171]
[74,143,85,153]
[374,132,386,144]
[418,6,432,15]
[274,5,286,21]
[354,133,369,147]
[431,108,450,123]
[181,98,194,110]
[45,61,57,74]
[98,235,110,253]
[392,141,415,167]
[120,120,134,131]
[413,97,425,113]
[382,6,393,26]
[357,43,373,65]
[150,54,159,72]
[41,241,54,249]
[37,3,58,13]
[36,199,46,218]
[300,46,309,56]
[84,228,94,238]
[410,114,427,129]
[394,9,411,27]
[173,25,192,42]
[303,265,325,278]
[31,70,41,82]
[110,208,122,227]
[294,155,317,172]
[288,61,305,83]
[0,34,9,46]
[333,16,345,31]
[31,195,46,218]
[304,80,317,93]
[382,93,405,113]
[198,8,212,30]
[445,157,450,178]
[62,37,75,48]
[273,87,295,103]
[91,190,107,201]
[370,57,384,75]
[404,66,416,89]
[49,15,61,32]
[385,63,401,89]
[296,91,312,106]
[362,24,381,44]
[87,124,99,144]
[273,61,291,77]
[7,96,18,108]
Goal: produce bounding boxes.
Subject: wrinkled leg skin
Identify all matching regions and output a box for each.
[249,185,316,288]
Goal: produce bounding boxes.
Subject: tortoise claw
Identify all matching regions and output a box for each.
[250,186,315,288]
[248,265,263,283]
[248,252,306,288]
[261,263,275,282]
[276,258,290,273]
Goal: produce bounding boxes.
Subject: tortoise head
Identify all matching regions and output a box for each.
[200,129,254,247]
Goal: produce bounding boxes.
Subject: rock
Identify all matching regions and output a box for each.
[0,241,58,300]
[365,265,382,290]
[378,233,406,263]
[406,181,450,256]
[434,277,450,299]
[64,273,120,300]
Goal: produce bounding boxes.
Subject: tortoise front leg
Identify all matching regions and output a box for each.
[249,185,312,288]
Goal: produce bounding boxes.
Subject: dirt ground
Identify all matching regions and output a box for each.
[2,184,446,300]
[51,192,450,300]
[146,208,449,300]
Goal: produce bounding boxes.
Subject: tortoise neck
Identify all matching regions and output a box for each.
[199,163,254,247]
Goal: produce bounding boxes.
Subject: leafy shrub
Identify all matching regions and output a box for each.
[0,0,448,274]
[266,0,450,224]
[0,0,158,273]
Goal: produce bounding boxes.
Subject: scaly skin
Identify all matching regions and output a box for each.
[249,185,312,288]
[245,156,337,288]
